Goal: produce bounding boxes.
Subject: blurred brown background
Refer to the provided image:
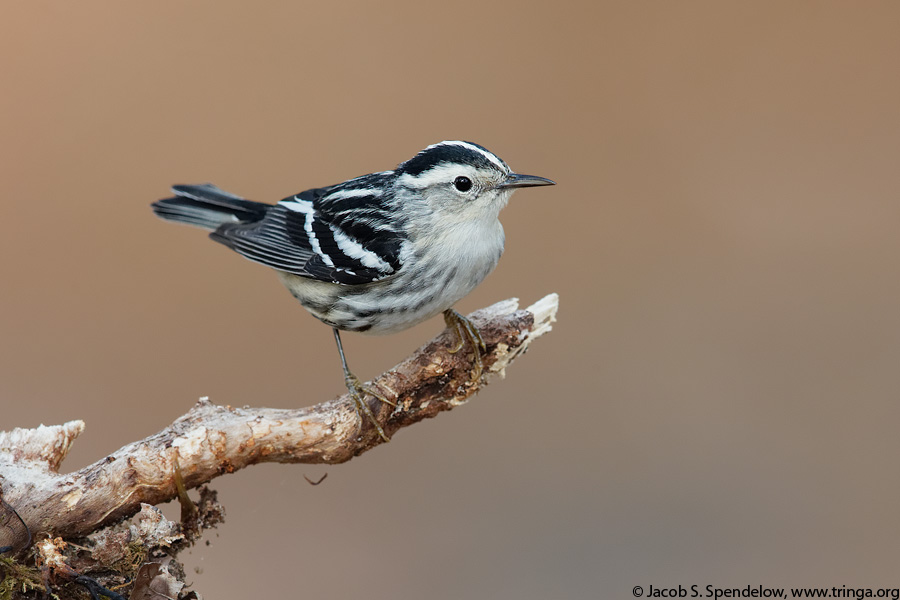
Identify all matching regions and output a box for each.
[3,2,900,597]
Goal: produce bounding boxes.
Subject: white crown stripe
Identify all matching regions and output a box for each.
[431,141,509,173]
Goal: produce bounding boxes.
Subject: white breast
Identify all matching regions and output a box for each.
[276,217,506,335]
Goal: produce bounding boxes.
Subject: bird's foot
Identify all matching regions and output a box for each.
[443,308,487,381]
[344,371,395,443]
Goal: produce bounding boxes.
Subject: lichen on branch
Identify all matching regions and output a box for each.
[0,295,557,545]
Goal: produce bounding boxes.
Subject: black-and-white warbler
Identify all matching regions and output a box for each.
[152,141,554,441]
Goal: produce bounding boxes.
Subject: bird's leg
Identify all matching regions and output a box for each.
[443,308,487,381]
[333,328,394,443]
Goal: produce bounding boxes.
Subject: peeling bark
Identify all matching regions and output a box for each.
[0,295,558,544]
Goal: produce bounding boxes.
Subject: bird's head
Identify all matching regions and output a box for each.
[395,141,554,222]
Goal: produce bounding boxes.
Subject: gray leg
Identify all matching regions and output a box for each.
[333,328,394,442]
[442,309,487,380]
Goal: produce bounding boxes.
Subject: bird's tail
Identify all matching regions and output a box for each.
[151,183,269,231]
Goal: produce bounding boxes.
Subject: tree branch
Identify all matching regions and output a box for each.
[0,295,558,542]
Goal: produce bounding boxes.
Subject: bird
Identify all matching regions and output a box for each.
[151,140,555,441]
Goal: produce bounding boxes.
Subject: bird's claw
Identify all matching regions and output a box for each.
[443,309,486,381]
[344,372,394,442]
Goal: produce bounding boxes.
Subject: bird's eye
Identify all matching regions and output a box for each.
[453,176,472,192]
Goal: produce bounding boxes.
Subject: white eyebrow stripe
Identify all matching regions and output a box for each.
[396,163,473,189]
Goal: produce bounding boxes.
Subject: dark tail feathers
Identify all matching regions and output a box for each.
[151,183,269,231]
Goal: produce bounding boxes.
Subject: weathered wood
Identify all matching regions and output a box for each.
[0,295,558,543]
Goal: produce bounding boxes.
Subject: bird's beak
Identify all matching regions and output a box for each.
[498,172,556,189]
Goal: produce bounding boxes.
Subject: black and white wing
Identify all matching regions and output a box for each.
[210,173,405,285]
